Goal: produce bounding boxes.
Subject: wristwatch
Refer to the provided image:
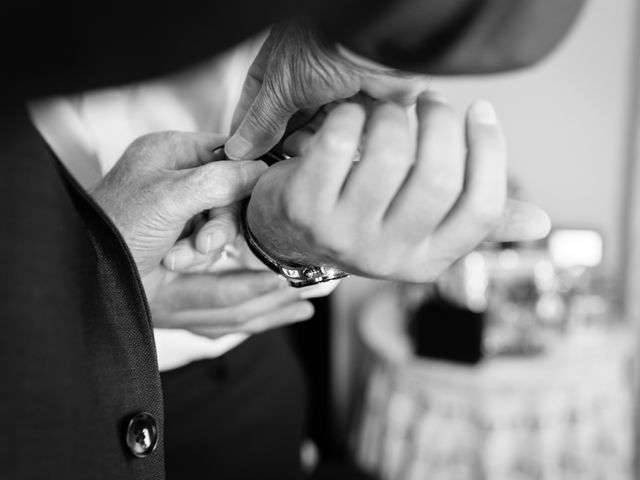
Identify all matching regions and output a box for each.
[239,148,349,288]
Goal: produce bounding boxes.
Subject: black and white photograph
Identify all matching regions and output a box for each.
[2,0,638,479]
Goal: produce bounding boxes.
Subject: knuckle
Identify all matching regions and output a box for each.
[152,177,178,209]
[421,99,456,122]
[471,201,504,230]
[204,169,237,202]
[248,82,291,135]
[315,130,354,156]
[247,107,281,137]
[281,182,302,210]
[423,172,463,201]
[154,131,186,155]
[374,101,405,120]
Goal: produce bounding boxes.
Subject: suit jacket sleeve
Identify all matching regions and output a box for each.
[3,0,584,98]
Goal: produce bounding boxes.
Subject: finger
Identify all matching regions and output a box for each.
[429,100,507,264]
[122,131,228,172]
[238,300,315,333]
[177,211,208,241]
[283,107,330,156]
[186,132,228,166]
[285,106,325,136]
[158,285,304,328]
[486,199,551,242]
[173,160,267,218]
[230,34,275,133]
[385,93,465,238]
[188,300,314,338]
[290,103,366,205]
[152,269,288,316]
[283,128,316,157]
[212,269,290,304]
[164,214,212,271]
[226,77,297,160]
[194,203,241,255]
[164,244,226,274]
[339,102,413,219]
[283,97,381,158]
[362,71,432,105]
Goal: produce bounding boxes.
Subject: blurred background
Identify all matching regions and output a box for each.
[328,1,640,478]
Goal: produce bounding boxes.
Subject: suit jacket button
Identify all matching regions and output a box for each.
[125,412,158,458]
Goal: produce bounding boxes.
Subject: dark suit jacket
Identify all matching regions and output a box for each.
[0,1,583,478]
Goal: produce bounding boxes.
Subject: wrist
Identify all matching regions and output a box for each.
[241,197,348,288]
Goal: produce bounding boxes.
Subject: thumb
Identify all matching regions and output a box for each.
[486,199,552,242]
[172,160,267,218]
[225,83,297,160]
[230,34,274,133]
[129,131,228,170]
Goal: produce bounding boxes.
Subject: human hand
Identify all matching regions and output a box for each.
[147,267,315,339]
[90,131,266,278]
[245,94,550,283]
[225,21,430,161]
[150,229,338,338]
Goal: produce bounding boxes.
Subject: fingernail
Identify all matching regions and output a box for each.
[206,230,227,254]
[167,246,192,270]
[226,135,253,160]
[469,99,497,124]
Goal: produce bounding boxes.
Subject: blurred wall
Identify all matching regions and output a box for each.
[431,0,637,279]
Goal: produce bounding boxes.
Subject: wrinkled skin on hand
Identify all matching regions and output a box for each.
[90,131,265,278]
[225,21,431,161]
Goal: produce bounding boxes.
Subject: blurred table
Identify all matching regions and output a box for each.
[352,289,634,480]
